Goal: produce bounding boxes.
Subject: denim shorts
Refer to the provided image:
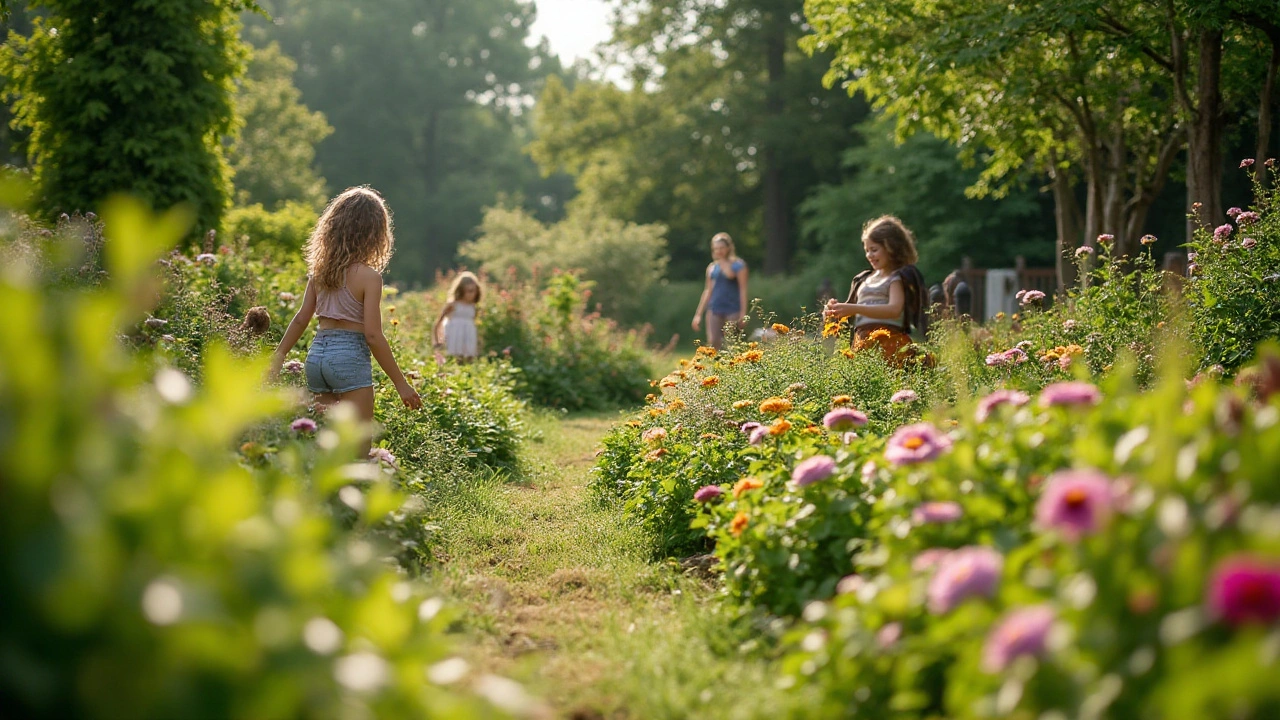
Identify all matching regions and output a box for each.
[305,329,373,394]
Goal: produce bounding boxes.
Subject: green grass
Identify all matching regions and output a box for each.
[422,410,812,719]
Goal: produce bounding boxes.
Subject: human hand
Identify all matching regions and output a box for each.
[397,383,422,410]
[735,315,747,330]
[691,315,702,331]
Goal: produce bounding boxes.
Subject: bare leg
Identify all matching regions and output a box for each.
[313,392,338,411]
[336,385,376,458]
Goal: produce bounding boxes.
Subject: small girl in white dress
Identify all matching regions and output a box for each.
[433,271,481,362]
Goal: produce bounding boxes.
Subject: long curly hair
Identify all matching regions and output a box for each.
[862,215,918,269]
[304,187,394,289]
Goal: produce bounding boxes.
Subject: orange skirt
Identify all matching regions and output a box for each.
[852,323,932,368]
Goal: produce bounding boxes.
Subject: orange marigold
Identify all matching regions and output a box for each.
[696,346,718,357]
[732,399,753,410]
[733,477,764,498]
[730,512,750,537]
[841,348,857,359]
[660,376,679,388]
[648,407,667,417]
[699,432,722,440]
[759,397,792,414]
[693,362,706,371]
[701,376,720,388]
[742,349,763,363]
[645,393,657,404]
[680,359,690,368]
[772,323,790,334]
[831,395,853,407]
[768,418,792,436]
[669,398,686,410]
[868,328,892,341]
[645,448,668,462]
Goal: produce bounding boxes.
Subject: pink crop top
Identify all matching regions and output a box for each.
[314,266,365,323]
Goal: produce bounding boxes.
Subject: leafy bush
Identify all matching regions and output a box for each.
[0,199,499,718]
[1186,167,1280,371]
[224,200,319,257]
[461,198,668,319]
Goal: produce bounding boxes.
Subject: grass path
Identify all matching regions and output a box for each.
[424,411,807,719]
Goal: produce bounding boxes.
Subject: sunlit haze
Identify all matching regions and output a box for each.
[530,0,613,66]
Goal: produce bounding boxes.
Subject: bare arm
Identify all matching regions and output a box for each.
[736,262,749,326]
[431,302,454,347]
[359,271,421,409]
[269,278,317,378]
[692,265,714,331]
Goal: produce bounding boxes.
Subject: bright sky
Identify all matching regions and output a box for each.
[530,0,614,66]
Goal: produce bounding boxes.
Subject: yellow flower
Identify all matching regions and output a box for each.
[868,328,891,341]
[730,512,750,537]
[772,323,790,334]
[648,407,667,417]
[803,424,822,434]
[680,359,691,368]
[732,399,753,410]
[768,418,792,436]
[660,377,679,388]
[742,349,763,363]
[748,342,759,349]
[701,376,720,388]
[995,312,1006,320]
[841,348,857,359]
[759,397,793,414]
[831,395,853,407]
[387,305,396,314]
[626,420,642,428]
[645,393,657,404]
[692,362,706,371]
[668,398,686,411]
[696,346,718,357]
[390,318,400,326]
[733,477,764,498]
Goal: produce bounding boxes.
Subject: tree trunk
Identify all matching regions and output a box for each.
[1186,29,1223,238]
[1049,154,1082,293]
[761,17,788,276]
[1256,36,1278,184]
[1103,117,1130,256]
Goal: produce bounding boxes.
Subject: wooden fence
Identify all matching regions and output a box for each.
[954,256,1057,321]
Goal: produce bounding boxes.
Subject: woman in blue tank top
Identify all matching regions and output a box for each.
[692,232,749,349]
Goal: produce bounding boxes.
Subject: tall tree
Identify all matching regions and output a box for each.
[228,41,332,210]
[0,0,256,233]
[249,0,572,281]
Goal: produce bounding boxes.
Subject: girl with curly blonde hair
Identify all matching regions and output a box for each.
[270,187,422,435]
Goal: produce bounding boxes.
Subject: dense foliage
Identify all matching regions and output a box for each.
[0,0,256,234]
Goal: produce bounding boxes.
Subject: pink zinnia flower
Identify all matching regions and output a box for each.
[1039,381,1101,407]
[1035,470,1113,539]
[1236,211,1260,227]
[884,423,952,465]
[748,425,769,445]
[927,546,1003,614]
[975,389,1030,422]
[985,348,1027,367]
[693,485,724,503]
[368,448,398,468]
[1227,207,1243,219]
[861,460,877,481]
[792,455,837,487]
[1097,234,1114,245]
[741,421,762,435]
[1240,158,1256,169]
[912,548,950,572]
[290,417,317,434]
[891,389,918,404]
[1062,319,1077,331]
[1075,246,1094,258]
[1207,556,1280,626]
[282,359,304,374]
[876,622,903,649]
[982,605,1055,673]
[823,407,868,431]
[1214,224,1233,242]
[1019,290,1046,306]
[1242,237,1257,249]
[913,501,963,524]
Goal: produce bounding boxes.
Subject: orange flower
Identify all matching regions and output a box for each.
[868,328,891,341]
[626,420,642,428]
[841,348,857,359]
[732,399,753,410]
[680,359,690,368]
[831,395,853,407]
[660,376,679,388]
[759,397,793,414]
[742,349,763,363]
[696,346,718,357]
[730,512,750,537]
[645,393,657,404]
[748,342,759,349]
[701,376,720,388]
[699,432,722,440]
[772,323,791,334]
[668,398,686,411]
[768,418,792,436]
[804,424,822,434]
[645,448,668,462]
[733,477,764,498]
[692,362,706,371]
[648,407,667,417]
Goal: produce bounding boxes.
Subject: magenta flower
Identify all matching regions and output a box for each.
[1075,246,1094,258]
[1214,224,1233,242]
[913,501,963,524]
[927,546,1003,614]
[1237,211,1260,227]
[368,448,398,468]
[891,389,919,404]
[912,548,950,572]
[693,485,724,503]
[1207,556,1280,626]
[792,455,837,487]
[1035,469,1113,539]
[282,359,304,374]
[1227,207,1243,219]
[1019,290,1046,307]
[1039,381,1101,407]
[1242,237,1257,249]
[1240,158,1256,169]
[1097,233,1114,245]
[975,389,1031,422]
[982,605,1055,673]
[884,423,952,465]
[823,407,868,431]
[290,417,317,434]
[748,425,769,445]
[741,421,762,435]
[985,348,1027,367]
